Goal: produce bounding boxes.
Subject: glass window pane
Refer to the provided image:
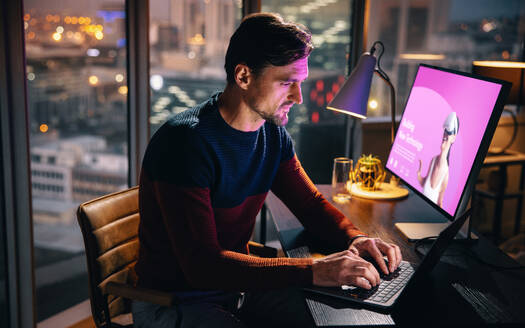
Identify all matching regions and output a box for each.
[366,0,525,118]
[261,1,352,183]
[262,0,351,183]
[23,1,129,321]
[149,0,242,135]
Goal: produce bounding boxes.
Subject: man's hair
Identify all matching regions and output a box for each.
[224,13,313,84]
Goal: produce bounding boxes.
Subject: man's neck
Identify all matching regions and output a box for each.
[218,85,265,132]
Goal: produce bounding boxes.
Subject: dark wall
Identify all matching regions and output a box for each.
[297,123,347,184]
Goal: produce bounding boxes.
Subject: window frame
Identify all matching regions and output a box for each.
[0,0,35,327]
[256,0,365,160]
[127,0,151,185]
[0,1,366,326]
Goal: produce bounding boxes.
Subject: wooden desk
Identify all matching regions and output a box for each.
[265,185,525,327]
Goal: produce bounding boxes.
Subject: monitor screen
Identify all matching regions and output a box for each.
[386,65,508,218]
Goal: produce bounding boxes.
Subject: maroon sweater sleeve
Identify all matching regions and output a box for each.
[271,155,367,250]
[152,179,313,290]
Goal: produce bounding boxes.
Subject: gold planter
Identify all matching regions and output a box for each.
[352,155,386,191]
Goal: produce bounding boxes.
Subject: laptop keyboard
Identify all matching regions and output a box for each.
[286,246,310,258]
[287,246,415,304]
[347,261,414,303]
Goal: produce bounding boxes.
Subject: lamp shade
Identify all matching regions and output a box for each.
[472,60,523,153]
[472,61,525,105]
[327,52,376,119]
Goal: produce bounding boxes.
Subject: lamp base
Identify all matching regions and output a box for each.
[350,182,409,200]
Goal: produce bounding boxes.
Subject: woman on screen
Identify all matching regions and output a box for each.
[417,112,459,207]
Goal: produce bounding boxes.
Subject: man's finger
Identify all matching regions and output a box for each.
[351,260,380,286]
[365,260,381,285]
[350,265,378,287]
[376,241,397,272]
[348,275,372,290]
[366,240,389,275]
[392,244,402,268]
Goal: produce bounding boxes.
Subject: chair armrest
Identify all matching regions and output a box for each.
[106,282,176,307]
[247,241,278,258]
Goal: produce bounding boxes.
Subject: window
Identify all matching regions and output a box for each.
[149,1,353,183]
[31,154,41,162]
[149,0,242,135]
[365,0,525,118]
[23,0,129,321]
[261,0,353,183]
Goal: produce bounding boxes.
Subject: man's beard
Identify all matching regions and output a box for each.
[251,104,291,126]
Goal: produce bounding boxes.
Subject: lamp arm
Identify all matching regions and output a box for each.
[376,71,399,186]
[370,40,396,143]
[364,40,403,188]
[375,70,397,144]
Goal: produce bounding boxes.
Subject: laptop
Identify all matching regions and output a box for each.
[287,64,510,311]
[287,207,471,311]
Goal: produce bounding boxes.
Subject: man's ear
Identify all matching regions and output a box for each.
[234,63,252,90]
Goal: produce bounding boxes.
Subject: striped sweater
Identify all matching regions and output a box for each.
[135,93,365,292]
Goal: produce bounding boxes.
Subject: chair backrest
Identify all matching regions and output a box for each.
[77,187,140,327]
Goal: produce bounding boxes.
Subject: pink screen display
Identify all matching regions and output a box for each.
[386,66,501,216]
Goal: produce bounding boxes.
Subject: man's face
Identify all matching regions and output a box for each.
[245,57,308,126]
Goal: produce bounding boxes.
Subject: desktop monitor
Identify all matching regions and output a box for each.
[386,64,510,220]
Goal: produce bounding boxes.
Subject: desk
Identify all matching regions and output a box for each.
[476,150,525,244]
[265,185,525,327]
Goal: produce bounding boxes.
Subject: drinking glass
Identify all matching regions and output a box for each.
[332,157,353,202]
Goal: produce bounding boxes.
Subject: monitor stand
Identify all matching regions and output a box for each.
[395,216,478,243]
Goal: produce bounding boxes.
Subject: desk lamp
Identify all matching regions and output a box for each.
[327,41,408,200]
[472,61,524,155]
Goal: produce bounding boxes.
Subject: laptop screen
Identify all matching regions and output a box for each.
[386,65,504,218]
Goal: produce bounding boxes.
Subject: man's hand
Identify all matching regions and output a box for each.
[312,250,380,289]
[349,237,402,275]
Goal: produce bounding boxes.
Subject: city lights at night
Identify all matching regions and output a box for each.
[88,75,98,85]
[39,123,49,133]
[13,0,524,322]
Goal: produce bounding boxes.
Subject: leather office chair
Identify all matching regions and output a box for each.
[77,186,277,327]
[77,186,175,328]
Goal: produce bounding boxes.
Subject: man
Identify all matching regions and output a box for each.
[133,13,402,328]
